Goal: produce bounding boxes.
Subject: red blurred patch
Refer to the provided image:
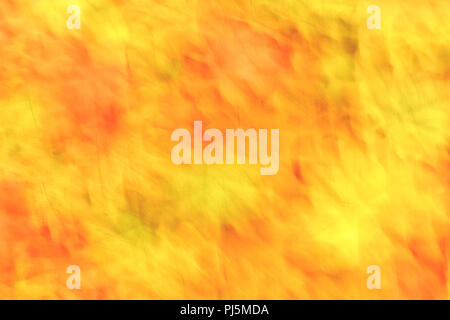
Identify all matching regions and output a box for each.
[27,36,128,153]
[0,180,28,217]
[0,179,88,290]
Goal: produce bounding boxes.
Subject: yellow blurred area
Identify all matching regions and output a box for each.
[0,0,449,299]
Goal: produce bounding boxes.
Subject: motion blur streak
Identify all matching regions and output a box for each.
[0,0,449,299]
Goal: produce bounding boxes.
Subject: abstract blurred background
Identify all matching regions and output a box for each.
[0,0,449,299]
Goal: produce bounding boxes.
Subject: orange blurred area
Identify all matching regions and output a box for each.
[0,0,449,299]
